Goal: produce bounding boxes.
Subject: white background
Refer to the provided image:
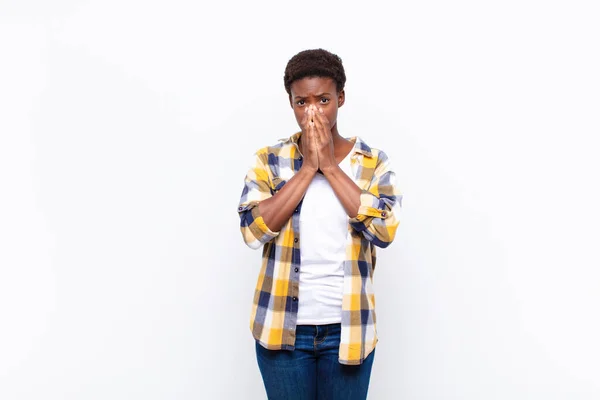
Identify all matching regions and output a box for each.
[1,1,599,399]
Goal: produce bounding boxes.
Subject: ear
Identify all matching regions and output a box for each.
[337,90,345,107]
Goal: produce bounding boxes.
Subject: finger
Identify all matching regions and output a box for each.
[302,108,313,130]
[307,121,316,144]
[312,109,326,136]
[312,107,326,126]
[305,111,313,132]
[312,106,320,121]
[301,119,310,135]
[311,124,319,151]
[300,110,308,127]
[315,107,330,129]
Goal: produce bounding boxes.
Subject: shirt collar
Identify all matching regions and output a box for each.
[281,131,373,158]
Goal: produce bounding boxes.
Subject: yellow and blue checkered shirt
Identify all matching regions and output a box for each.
[237,131,402,365]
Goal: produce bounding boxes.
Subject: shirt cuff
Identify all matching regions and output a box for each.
[354,191,389,218]
[240,202,280,240]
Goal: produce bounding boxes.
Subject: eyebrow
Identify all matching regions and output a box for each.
[294,92,332,99]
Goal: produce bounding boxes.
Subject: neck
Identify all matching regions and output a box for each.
[330,124,346,147]
[331,122,340,137]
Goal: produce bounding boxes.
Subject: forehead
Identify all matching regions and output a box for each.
[290,76,336,97]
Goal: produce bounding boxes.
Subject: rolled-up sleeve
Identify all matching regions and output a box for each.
[349,151,402,248]
[237,151,280,250]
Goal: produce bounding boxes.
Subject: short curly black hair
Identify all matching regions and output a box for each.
[284,48,346,96]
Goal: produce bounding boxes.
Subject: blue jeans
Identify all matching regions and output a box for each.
[255,323,376,400]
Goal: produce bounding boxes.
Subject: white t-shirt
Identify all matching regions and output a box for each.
[296,151,354,325]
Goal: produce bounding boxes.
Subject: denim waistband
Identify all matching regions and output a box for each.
[295,322,341,338]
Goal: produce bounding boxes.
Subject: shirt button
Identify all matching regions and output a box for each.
[294,238,298,243]
[292,297,297,301]
[294,267,299,272]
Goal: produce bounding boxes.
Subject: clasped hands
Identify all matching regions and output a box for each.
[300,104,337,174]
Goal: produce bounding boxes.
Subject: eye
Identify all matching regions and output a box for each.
[320,98,330,104]
[296,99,305,106]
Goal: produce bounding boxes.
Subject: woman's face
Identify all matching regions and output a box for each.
[289,76,345,132]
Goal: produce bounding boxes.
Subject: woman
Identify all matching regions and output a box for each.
[237,48,402,400]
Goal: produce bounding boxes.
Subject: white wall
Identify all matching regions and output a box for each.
[1,1,599,399]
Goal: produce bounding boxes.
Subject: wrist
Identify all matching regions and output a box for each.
[300,164,318,175]
[321,164,341,176]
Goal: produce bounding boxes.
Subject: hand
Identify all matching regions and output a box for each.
[309,105,336,172]
[299,106,319,173]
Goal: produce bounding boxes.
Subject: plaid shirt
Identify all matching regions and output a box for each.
[237,131,402,365]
